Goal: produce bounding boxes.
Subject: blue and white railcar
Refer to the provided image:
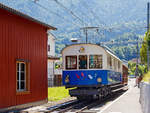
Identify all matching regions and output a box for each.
[62,43,123,99]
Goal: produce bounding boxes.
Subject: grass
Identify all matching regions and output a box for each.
[48,86,70,101]
[142,71,150,83]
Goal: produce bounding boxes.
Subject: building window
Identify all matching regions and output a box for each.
[66,56,77,70]
[89,55,103,69]
[16,61,29,92]
[48,45,50,52]
[79,55,87,69]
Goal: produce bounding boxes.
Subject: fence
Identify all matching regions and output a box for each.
[140,82,150,113]
[48,68,62,87]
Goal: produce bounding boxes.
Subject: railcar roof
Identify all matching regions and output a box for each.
[105,50,122,62]
[61,43,122,62]
[123,63,128,68]
[0,2,57,30]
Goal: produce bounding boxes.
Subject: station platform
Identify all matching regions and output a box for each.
[99,80,143,113]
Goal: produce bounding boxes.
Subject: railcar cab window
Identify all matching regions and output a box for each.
[89,55,103,69]
[66,56,77,70]
[79,55,87,69]
[16,61,30,92]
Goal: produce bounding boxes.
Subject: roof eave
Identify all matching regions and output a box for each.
[0,2,57,30]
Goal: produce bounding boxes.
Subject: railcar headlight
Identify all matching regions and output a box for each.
[97,77,102,83]
[65,75,69,83]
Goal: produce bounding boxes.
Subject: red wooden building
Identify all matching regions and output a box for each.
[0,3,56,111]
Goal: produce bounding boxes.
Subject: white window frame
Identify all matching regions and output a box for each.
[65,56,77,70]
[89,54,103,69]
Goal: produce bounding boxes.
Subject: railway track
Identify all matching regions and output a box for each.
[48,89,127,113]
[53,100,91,113]
[45,99,79,113]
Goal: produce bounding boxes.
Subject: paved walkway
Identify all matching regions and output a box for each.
[99,81,143,113]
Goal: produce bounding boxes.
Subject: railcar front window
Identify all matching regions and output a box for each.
[66,56,77,69]
[89,55,103,69]
[79,55,87,69]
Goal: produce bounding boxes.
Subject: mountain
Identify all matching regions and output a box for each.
[0,0,149,60]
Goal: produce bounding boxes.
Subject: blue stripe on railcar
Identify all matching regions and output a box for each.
[107,70,122,84]
[62,70,122,86]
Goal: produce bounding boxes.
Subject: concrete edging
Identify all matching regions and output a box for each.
[0,98,48,112]
[140,82,150,113]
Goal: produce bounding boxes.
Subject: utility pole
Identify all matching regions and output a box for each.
[135,36,139,76]
[85,29,88,43]
[80,27,99,43]
[147,2,150,71]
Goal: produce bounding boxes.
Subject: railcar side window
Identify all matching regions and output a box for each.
[107,56,112,69]
[118,61,120,70]
[66,56,77,70]
[114,59,117,70]
[89,55,103,69]
[79,55,87,69]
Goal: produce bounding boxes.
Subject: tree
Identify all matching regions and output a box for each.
[140,31,150,64]
[128,61,147,76]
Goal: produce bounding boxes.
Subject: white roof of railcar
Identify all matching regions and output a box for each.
[106,50,122,62]
[122,63,128,68]
[61,43,122,62]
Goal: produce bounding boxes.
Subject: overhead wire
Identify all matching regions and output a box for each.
[81,0,106,27]
[64,0,100,39]
[32,0,114,42]
[78,0,114,40]
[33,0,91,40]
[50,0,89,26]
[45,0,94,40]
[34,0,109,32]
[81,0,118,37]
[29,0,82,27]
[68,0,96,26]
[71,0,97,25]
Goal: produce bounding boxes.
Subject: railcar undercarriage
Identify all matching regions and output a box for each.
[68,83,128,100]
